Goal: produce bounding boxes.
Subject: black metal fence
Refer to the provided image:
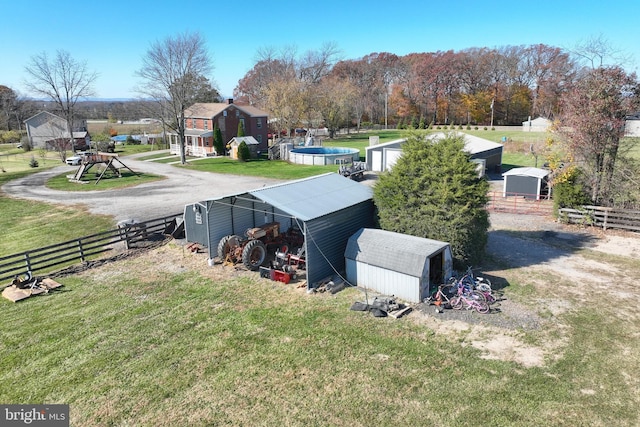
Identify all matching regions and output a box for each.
[0,213,183,283]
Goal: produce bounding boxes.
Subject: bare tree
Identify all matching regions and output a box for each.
[136,31,213,164]
[24,50,97,156]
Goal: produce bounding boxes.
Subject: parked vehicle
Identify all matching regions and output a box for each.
[65,152,91,166]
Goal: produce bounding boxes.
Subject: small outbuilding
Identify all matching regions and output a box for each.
[522,117,552,132]
[229,136,260,159]
[502,167,550,200]
[344,228,453,303]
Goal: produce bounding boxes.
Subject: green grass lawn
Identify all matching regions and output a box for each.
[0,171,115,255]
[183,157,338,180]
[0,242,637,426]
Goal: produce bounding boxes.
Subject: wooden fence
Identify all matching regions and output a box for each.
[558,206,640,232]
[0,213,183,283]
[485,191,554,216]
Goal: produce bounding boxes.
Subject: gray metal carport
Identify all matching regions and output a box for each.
[183,173,375,287]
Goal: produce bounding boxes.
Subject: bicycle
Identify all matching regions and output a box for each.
[450,289,490,314]
[425,284,457,313]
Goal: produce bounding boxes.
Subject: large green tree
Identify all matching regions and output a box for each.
[373,132,490,266]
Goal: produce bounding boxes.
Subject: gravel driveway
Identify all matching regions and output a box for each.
[2,153,286,222]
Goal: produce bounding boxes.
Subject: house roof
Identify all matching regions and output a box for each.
[185,102,269,118]
[184,129,213,138]
[502,167,549,179]
[24,110,63,124]
[345,228,449,277]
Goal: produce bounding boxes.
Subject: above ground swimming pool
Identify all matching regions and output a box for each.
[288,146,360,165]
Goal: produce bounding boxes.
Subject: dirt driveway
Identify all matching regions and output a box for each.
[415,210,640,367]
[1,154,285,221]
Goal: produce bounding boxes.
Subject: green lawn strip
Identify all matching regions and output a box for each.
[134,152,177,161]
[1,248,637,426]
[0,171,115,255]
[182,157,337,180]
[46,171,164,191]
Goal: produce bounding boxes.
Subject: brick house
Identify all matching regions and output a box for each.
[169,99,269,157]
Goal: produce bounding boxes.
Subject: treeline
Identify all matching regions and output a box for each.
[0,91,161,132]
[233,43,608,133]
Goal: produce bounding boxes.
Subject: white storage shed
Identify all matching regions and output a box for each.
[344,228,453,303]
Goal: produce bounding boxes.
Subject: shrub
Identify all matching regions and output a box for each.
[483,127,488,131]
[237,141,251,161]
[29,157,39,168]
[466,125,471,130]
[474,126,478,130]
[126,135,141,145]
[97,141,115,153]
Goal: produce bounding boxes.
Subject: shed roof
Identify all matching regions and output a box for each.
[426,132,503,155]
[345,228,449,277]
[502,167,549,179]
[248,173,373,221]
[522,117,552,125]
[201,173,373,222]
[230,136,260,146]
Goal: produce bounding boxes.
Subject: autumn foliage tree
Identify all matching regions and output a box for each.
[559,66,640,206]
[373,132,490,267]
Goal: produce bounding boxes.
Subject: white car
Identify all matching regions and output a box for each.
[65,152,91,166]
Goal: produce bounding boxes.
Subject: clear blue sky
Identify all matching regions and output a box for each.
[1,0,638,100]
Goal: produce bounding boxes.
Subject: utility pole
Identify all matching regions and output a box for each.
[490,97,495,128]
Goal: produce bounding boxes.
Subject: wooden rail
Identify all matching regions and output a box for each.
[485,191,554,216]
[0,213,183,283]
[558,206,640,232]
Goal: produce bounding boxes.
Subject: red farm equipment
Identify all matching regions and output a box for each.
[217,222,303,270]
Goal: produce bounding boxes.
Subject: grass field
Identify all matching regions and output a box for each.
[1,130,639,425]
[0,242,637,426]
[0,171,115,255]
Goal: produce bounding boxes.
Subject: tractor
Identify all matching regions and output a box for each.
[217,222,303,270]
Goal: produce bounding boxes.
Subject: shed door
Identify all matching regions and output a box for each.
[384,149,402,170]
[505,176,538,199]
[371,150,383,172]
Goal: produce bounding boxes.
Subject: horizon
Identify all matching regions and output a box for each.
[2,0,638,99]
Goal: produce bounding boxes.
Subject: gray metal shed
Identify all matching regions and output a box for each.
[502,167,550,200]
[184,173,374,287]
[344,228,453,303]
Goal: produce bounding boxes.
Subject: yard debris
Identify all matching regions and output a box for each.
[350,296,411,318]
[2,275,63,302]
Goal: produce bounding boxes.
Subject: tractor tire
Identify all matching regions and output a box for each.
[242,239,267,270]
[217,234,241,260]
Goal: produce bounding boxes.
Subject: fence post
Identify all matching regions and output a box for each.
[77,239,85,262]
[24,253,32,273]
[603,209,608,231]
